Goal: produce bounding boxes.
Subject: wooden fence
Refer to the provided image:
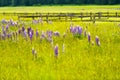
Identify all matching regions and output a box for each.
[1,12,120,22]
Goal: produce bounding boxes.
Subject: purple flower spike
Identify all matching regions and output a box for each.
[95,36,100,46]
[22,26,25,32]
[6,25,9,31]
[7,33,11,38]
[29,31,33,41]
[88,32,91,43]
[54,31,60,36]
[27,27,31,35]
[23,30,27,40]
[46,30,53,38]
[41,31,45,38]
[18,29,21,34]
[54,44,59,58]
[36,30,39,37]
[77,27,82,35]
[2,19,7,24]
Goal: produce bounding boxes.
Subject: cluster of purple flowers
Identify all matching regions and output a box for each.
[1,19,102,59]
[87,32,100,46]
[70,25,83,38]
[70,26,83,35]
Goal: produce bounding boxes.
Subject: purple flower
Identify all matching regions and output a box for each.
[29,31,33,41]
[88,32,91,43]
[54,44,59,57]
[95,36,100,46]
[27,27,31,35]
[22,26,25,32]
[41,31,45,38]
[6,25,9,31]
[2,19,7,24]
[46,30,53,38]
[77,27,82,35]
[23,30,27,38]
[54,31,60,36]
[36,30,39,37]
[3,30,6,37]
[70,26,73,32]
[18,29,21,34]
[31,29,34,36]
[7,33,12,38]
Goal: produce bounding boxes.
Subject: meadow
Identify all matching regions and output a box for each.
[0,5,120,80]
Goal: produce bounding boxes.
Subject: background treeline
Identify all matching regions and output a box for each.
[0,0,120,6]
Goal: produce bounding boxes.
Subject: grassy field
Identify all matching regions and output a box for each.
[0,5,120,80]
[0,5,120,13]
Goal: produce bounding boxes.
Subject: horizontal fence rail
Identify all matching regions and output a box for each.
[0,12,120,22]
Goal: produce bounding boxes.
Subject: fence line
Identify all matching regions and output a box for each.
[1,12,120,22]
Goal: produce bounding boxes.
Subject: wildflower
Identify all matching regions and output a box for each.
[40,31,45,42]
[29,31,33,41]
[46,30,53,38]
[36,29,39,38]
[54,44,59,57]
[1,19,7,24]
[77,27,82,35]
[18,29,21,34]
[6,25,9,31]
[54,31,60,36]
[22,26,25,32]
[88,32,91,43]
[27,27,31,35]
[95,36,100,46]
[7,33,12,39]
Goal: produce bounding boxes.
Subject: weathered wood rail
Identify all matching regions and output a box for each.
[1,12,120,22]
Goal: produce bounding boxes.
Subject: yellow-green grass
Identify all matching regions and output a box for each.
[0,6,120,80]
[0,5,120,13]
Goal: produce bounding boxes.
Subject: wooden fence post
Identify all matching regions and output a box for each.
[90,12,92,21]
[70,13,73,22]
[46,13,49,23]
[65,13,68,21]
[93,14,96,24]
[107,12,109,19]
[80,12,83,20]
[98,12,102,19]
[116,12,118,17]
[59,13,61,21]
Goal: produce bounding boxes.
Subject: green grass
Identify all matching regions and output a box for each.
[0,6,120,80]
[0,5,120,13]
